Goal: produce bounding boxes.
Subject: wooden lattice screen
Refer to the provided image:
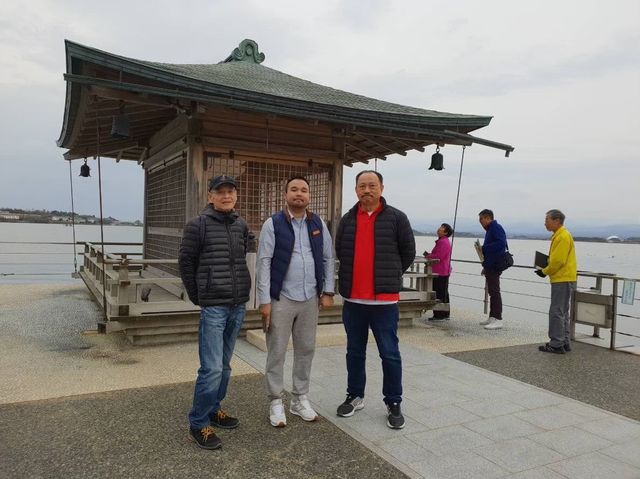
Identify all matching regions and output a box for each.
[204,153,334,236]
[145,157,186,275]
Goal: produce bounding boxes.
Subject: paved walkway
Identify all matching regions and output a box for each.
[235,339,640,479]
[2,283,639,478]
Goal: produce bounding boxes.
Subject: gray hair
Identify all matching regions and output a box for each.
[546,209,565,224]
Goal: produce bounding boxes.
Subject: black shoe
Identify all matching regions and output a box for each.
[189,426,222,450]
[564,342,571,352]
[211,409,239,429]
[336,394,365,417]
[538,344,565,354]
[386,403,405,429]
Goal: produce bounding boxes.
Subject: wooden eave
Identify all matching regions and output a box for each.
[57,40,514,163]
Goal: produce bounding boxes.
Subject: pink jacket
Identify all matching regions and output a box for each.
[427,236,452,276]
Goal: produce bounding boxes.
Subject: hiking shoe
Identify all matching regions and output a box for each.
[484,318,503,330]
[538,344,565,354]
[211,409,239,429]
[336,394,365,417]
[269,399,287,427]
[290,395,318,422]
[386,403,405,429]
[189,425,222,450]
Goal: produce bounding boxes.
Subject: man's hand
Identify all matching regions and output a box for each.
[259,304,271,332]
[320,294,334,309]
[535,269,547,278]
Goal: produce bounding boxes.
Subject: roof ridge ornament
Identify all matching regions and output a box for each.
[223,39,265,64]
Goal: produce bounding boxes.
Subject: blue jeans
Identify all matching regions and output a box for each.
[188,304,245,429]
[342,301,402,405]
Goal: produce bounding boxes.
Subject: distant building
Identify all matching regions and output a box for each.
[606,235,623,243]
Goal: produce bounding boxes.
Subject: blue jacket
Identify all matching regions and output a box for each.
[270,210,324,300]
[482,220,508,272]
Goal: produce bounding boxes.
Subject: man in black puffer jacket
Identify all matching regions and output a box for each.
[335,170,415,431]
[179,174,251,451]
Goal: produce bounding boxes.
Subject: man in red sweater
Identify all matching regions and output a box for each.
[335,170,416,429]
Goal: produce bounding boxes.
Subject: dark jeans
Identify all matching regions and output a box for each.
[342,301,402,405]
[484,270,502,320]
[432,275,450,318]
[188,304,245,429]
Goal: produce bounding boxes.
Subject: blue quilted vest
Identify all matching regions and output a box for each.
[270,210,324,300]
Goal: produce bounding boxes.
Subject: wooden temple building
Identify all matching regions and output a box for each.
[57,39,513,344]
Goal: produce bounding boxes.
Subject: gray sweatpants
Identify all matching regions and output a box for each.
[265,295,319,400]
[549,282,576,348]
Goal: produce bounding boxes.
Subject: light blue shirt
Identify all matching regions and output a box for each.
[257,212,335,305]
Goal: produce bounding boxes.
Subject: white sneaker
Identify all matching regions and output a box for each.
[290,395,318,422]
[484,317,503,330]
[479,317,493,326]
[269,399,287,427]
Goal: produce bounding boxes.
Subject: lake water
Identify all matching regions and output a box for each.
[1,223,639,348]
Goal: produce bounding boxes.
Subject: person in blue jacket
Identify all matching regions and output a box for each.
[478,209,508,330]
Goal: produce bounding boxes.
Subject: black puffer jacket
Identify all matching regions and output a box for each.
[336,197,416,298]
[178,204,251,306]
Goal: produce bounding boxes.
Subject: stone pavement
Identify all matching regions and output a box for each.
[234,338,640,479]
[2,283,639,478]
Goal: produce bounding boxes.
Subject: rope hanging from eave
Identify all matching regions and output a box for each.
[68,160,78,274]
[449,146,466,266]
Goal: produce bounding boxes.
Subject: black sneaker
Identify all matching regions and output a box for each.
[189,426,222,450]
[336,394,365,417]
[386,403,405,429]
[211,409,239,429]
[538,344,565,354]
[563,342,572,352]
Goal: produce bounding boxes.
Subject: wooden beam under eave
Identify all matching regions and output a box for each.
[345,141,387,161]
[351,132,408,157]
[88,85,175,109]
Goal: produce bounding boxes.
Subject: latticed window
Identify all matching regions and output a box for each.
[145,158,186,275]
[204,153,333,235]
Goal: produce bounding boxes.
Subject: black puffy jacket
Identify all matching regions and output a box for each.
[336,197,416,298]
[178,204,251,306]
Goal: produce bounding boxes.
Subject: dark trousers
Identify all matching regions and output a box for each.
[342,301,402,404]
[484,270,502,320]
[432,275,450,318]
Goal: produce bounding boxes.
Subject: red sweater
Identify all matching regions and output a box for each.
[350,204,400,301]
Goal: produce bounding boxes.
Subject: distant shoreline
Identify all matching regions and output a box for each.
[1,220,638,244]
[414,231,640,244]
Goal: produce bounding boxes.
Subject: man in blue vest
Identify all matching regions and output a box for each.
[257,176,335,427]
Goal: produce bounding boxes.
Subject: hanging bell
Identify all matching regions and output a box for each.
[429,146,444,171]
[79,159,91,177]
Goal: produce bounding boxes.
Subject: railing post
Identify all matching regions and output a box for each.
[611,278,618,350]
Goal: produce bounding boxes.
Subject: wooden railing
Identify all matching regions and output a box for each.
[80,241,438,320]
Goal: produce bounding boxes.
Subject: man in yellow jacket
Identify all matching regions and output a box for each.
[535,209,577,354]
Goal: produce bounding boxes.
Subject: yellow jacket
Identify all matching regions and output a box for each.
[542,226,577,283]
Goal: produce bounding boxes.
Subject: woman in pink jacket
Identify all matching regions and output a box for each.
[423,223,453,320]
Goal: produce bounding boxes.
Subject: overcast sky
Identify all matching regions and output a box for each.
[0,0,638,232]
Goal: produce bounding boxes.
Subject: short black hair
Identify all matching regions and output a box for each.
[478,209,494,220]
[441,223,453,237]
[285,175,310,192]
[355,170,383,184]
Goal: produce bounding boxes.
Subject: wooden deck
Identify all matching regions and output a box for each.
[79,242,439,345]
